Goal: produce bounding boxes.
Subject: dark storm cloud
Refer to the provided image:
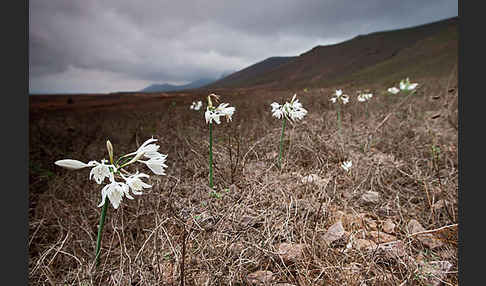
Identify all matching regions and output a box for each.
[29,0,457,93]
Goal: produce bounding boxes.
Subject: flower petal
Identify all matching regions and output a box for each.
[388,87,400,94]
[98,185,109,207]
[408,83,418,90]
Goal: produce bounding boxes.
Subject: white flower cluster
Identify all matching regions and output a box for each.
[341,160,352,172]
[271,94,308,122]
[127,138,169,175]
[204,94,236,124]
[190,101,203,111]
[388,78,418,94]
[54,138,167,209]
[357,93,373,102]
[330,89,349,104]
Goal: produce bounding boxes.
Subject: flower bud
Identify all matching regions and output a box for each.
[207,93,220,109]
[55,159,90,170]
[207,95,213,108]
[106,140,114,164]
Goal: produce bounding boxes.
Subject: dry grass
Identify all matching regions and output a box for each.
[29,72,458,285]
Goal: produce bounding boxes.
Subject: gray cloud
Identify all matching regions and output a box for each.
[29,0,457,93]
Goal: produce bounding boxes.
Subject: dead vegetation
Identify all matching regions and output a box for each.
[29,72,458,285]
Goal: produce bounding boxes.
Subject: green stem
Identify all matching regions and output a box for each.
[209,122,213,189]
[95,200,109,267]
[278,117,287,169]
[337,105,341,135]
[115,153,135,166]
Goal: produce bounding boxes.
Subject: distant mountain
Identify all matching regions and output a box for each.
[207,17,458,89]
[141,78,216,93]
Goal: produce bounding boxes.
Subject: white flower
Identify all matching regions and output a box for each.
[131,138,159,158]
[271,94,307,122]
[98,179,132,209]
[341,94,349,104]
[330,89,349,104]
[126,138,168,169]
[399,81,407,90]
[139,143,162,159]
[287,99,308,121]
[216,103,236,119]
[271,102,284,119]
[399,78,418,91]
[290,96,303,110]
[388,87,400,94]
[408,83,418,90]
[205,108,220,124]
[285,95,308,120]
[122,172,152,195]
[55,159,95,170]
[138,154,168,175]
[357,93,373,102]
[117,138,166,175]
[341,161,352,172]
[89,160,116,184]
[389,78,418,95]
[190,101,203,110]
[205,102,236,124]
[54,137,167,210]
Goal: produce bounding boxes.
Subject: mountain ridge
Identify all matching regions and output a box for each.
[207,16,458,89]
[140,78,216,93]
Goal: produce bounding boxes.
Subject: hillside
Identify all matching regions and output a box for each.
[141,78,216,92]
[208,17,458,89]
[208,56,296,88]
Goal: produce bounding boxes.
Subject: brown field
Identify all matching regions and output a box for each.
[29,70,458,285]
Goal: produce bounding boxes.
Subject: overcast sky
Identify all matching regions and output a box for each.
[29,0,457,94]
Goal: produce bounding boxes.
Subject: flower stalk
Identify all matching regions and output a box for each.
[337,103,341,135]
[357,92,373,118]
[271,94,307,169]
[209,121,214,188]
[94,200,109,267]
[204,93,235,188]
[387,77,419,113]
[277,117,287,169]
[330,89,349,135]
